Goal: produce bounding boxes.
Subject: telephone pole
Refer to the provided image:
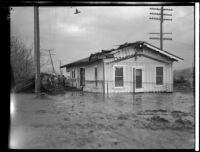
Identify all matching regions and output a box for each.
[59,60,63,75]
[34,6,40,93]
[47,49,56,74]
[149,6,173,50]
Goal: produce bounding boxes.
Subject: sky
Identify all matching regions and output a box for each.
[11,6,195,73]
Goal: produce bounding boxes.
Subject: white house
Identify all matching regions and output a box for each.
[60,41,183,93]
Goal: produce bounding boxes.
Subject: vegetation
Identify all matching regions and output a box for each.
[11,36,34,83]
[173,67,194,92]
[11,36,54,85]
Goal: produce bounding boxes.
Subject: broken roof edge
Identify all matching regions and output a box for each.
[60,48,116,68]
[60,41,184,68]
[60,58,103,68]
[60,57,89,68]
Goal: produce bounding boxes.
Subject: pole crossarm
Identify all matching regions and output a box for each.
[149,37,172,40]
[150,13,172,16]
[150,8,173,11]
[149,6,173,50]
[149,32,172,34]
[149,17,172,21]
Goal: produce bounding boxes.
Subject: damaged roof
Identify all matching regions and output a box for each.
[60,49,116,68]
[60,41,183,68]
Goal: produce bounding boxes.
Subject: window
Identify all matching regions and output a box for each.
[71,70,75,78]
[115,66,124,87]
[95,67,98,86]
[156,66,163,85]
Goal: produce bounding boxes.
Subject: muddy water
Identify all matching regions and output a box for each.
[57,91,195,130]
[59,91,195,131]
[60,91,194,115]
[10,92,195,149]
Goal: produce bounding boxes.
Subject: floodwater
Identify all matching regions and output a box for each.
[9,91,195,149]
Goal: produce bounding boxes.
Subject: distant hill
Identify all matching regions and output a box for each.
[173,67,194,81]
[173,67,194,92]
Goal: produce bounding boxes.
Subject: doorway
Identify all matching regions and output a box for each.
[133,67,144,92]
[80,68,85,87]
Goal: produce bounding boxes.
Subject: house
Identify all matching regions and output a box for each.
[60,41,183,93]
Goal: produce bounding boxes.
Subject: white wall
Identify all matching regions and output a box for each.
[67,61,104,92]
[104,56,173,93]
[84,62,104,92]
[67,55,174,93]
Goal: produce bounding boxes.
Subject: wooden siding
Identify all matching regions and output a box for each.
[67,67,79,88]
[104,56,173,93]
[143,47,173,64]
[66,44,174,93]
[67,61,104,92]
[83,62,104,92]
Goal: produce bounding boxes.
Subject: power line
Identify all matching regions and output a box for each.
[45,49,56,74]
[149,6,173,50]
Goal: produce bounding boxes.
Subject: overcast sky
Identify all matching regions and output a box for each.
[11,6,194,72]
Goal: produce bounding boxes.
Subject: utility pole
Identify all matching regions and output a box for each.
[149,6,173,50]
[59,60,63,75]
[34,6,40,93]
[47,49,56,74]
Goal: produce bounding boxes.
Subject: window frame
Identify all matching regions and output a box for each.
[155,65,164,86]
[113,65,125,88]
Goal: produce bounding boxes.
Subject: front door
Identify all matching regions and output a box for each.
[133,67,143,92]
[80,68,85,87]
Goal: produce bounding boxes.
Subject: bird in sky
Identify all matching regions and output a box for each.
[74,8,81,14]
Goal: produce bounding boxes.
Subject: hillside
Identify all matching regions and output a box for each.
[173,67,194,80]
[173,67,194,92]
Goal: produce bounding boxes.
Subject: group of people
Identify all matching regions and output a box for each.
[48,74,66,87]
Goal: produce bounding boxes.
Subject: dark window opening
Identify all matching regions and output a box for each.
[115,67,123,87]
[136,69,142,88]
[156,67,163,85]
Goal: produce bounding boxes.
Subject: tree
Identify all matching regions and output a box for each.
[11,36,55,84]
[11,36,34,83]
